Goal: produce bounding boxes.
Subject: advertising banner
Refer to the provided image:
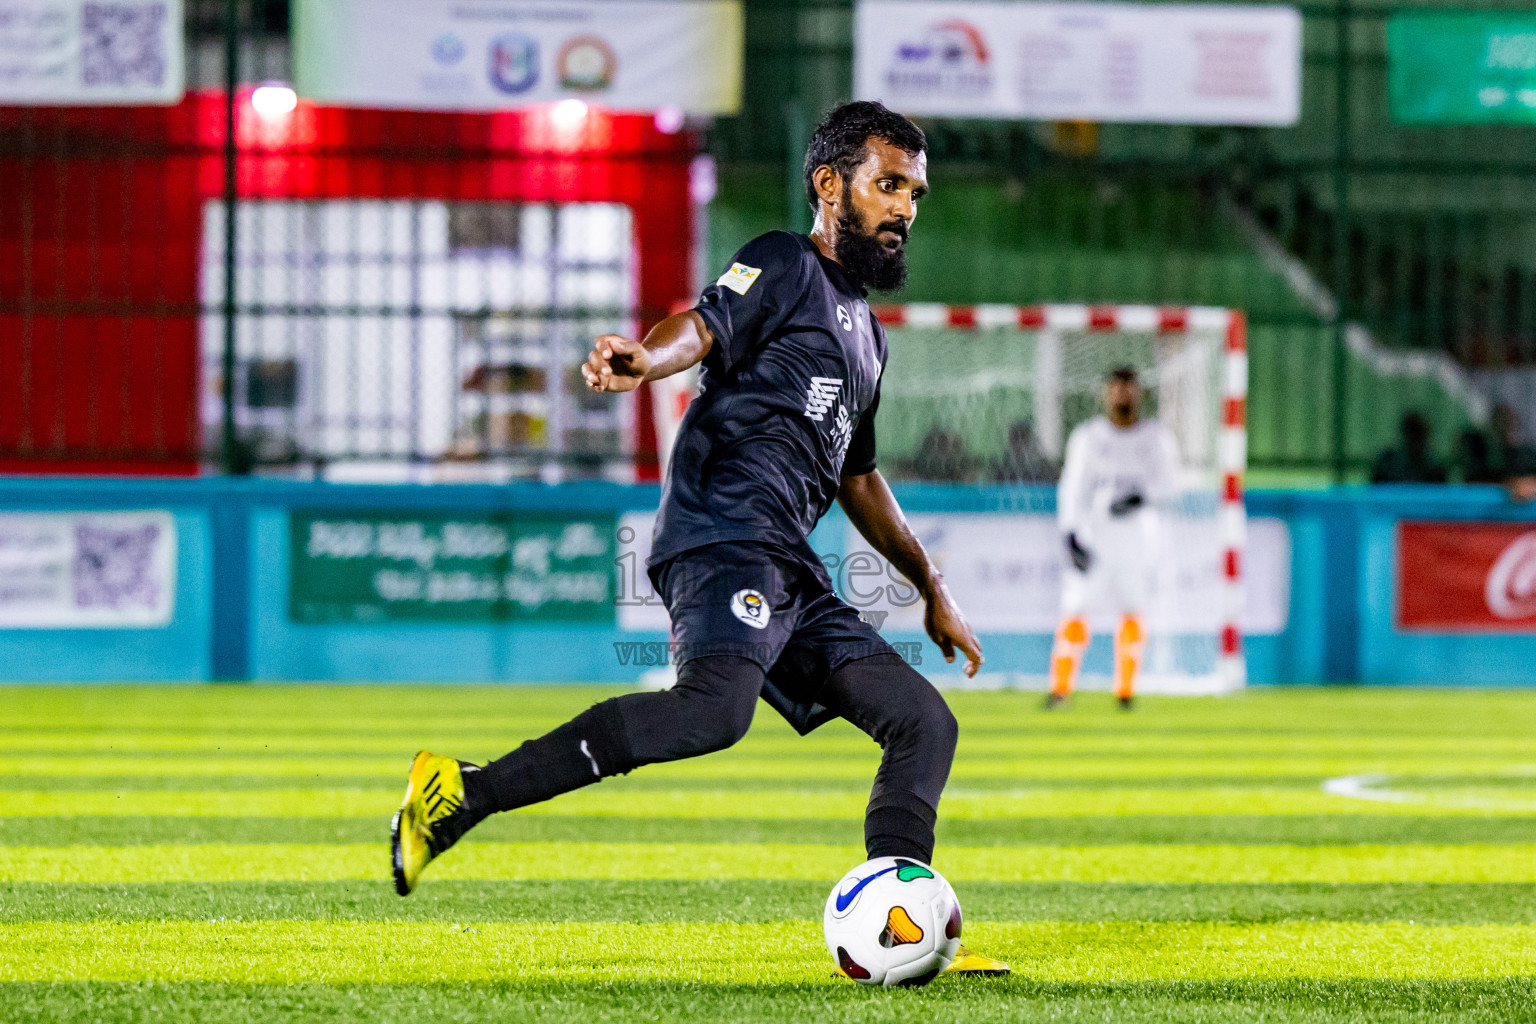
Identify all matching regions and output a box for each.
[1389,14,1536,125]
[616,510,1290,636]
[0,511,176,627]
[1398,521,1536,631]
[290,511,616,625]
[855,0,1301,125]
[850,513,1289,635]
[0,0,184,104]
[294,0,743,114]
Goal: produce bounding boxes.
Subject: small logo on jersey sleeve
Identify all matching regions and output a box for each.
[837,305,853,332]
[730,589,771,629]
[717,263,762,296]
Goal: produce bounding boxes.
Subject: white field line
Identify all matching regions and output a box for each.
[1322,770,1536,811]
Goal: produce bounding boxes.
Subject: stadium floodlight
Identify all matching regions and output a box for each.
[551,98,590,131]
[653,106,686,134]
[251,83,298,118]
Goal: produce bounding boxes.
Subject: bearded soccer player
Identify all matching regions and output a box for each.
[390,102,1008,976]
[1047,368,1181,710]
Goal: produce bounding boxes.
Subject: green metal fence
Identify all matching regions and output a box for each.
[4,0,1536,482]
[710,0,1536,483]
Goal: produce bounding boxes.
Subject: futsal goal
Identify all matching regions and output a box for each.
[870,304,1248,695]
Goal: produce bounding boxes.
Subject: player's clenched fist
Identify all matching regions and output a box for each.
[582,334,650,393]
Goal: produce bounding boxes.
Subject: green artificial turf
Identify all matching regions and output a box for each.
[6,980,1536,1024]
[8,919,1536,982]
[6,813,1535,846]
[9,879,1536,926]
[2,685,1534,1021]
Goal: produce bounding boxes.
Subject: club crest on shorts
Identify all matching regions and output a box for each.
[730,588,771,629]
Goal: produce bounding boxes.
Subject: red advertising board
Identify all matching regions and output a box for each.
[1398,521,1536,630]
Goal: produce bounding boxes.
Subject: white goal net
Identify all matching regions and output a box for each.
[866,304,1247,694]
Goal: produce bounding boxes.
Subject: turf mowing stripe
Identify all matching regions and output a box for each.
[0,791,408,818]
[8,683,1535,715]
[9,733,1533,757]
[8,689,1535,746]
[6,787,1532,819]
[7,814,1535,848]
[10,717,1531,740]
[7,979,1536,1024]
[0,815,868,848]
[6,843,1535,884]
[0,774,1352,794]
[5,920,1536,983]
[5,755,1525,780]
[9,720,1530,742]
[7,880,1536,926]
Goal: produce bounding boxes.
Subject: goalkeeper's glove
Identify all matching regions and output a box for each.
[1108,492,1145,517]
[1065,532,1093,573]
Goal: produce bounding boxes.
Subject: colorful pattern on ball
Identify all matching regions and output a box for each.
[824,856,963,986]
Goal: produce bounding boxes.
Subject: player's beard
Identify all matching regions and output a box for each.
[834,185,909,292]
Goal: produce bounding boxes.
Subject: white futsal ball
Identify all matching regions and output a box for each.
[823,856,962,987]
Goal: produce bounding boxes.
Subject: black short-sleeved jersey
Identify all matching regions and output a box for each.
[648,231,887,569]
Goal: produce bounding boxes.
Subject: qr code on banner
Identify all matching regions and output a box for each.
[74,523,162,610]
[81,3,170,88]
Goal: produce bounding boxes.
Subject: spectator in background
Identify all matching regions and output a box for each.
[1489,404,1536,474]
[909,427,971,482]
[1466,403,1536,500]
[994,419,1059,484]
[1371,411,1447,484]
[1458,428,1497,484]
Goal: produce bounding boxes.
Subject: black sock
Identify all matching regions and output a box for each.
[466,699,633,815]
[864,793,937,864]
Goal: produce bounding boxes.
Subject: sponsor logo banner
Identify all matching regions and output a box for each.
[0,512,176,627]
[294,0,742,114]
[1398,521,1536,631]
[290,511,615,624]
[1388,13,1536,126]
[856,0,1301,126]
[616,511,1290,636]
[855,513,1288,635]
[0,0,185,104]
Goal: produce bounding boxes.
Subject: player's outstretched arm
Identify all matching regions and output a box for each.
[582,310,714,393]
[838,468,984,678]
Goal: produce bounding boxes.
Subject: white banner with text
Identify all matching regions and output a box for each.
[856,0,1301,125]
[0,0,184,104]
[294,0,743,114]
[0,511,176,627]
[617,511,1289,637]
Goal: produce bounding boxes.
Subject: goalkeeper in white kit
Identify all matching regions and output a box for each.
[1047,367,1181,710]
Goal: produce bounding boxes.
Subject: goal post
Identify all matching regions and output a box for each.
[871,303,1248,694]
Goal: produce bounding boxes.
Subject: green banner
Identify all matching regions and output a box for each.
[1389,13,1536,124]
[290,511,615,625]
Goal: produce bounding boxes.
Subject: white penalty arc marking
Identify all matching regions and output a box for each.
[1322,771,1536,811]
[1321,773,1421,805]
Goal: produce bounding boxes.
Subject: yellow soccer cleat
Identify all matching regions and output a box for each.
[831,945,1010,980]
[390,750,475,896]
[943,944,1011,976]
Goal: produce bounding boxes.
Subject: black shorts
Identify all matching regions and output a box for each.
[649,541,900,735]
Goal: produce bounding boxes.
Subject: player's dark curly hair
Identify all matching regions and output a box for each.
[803,101,926,212]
